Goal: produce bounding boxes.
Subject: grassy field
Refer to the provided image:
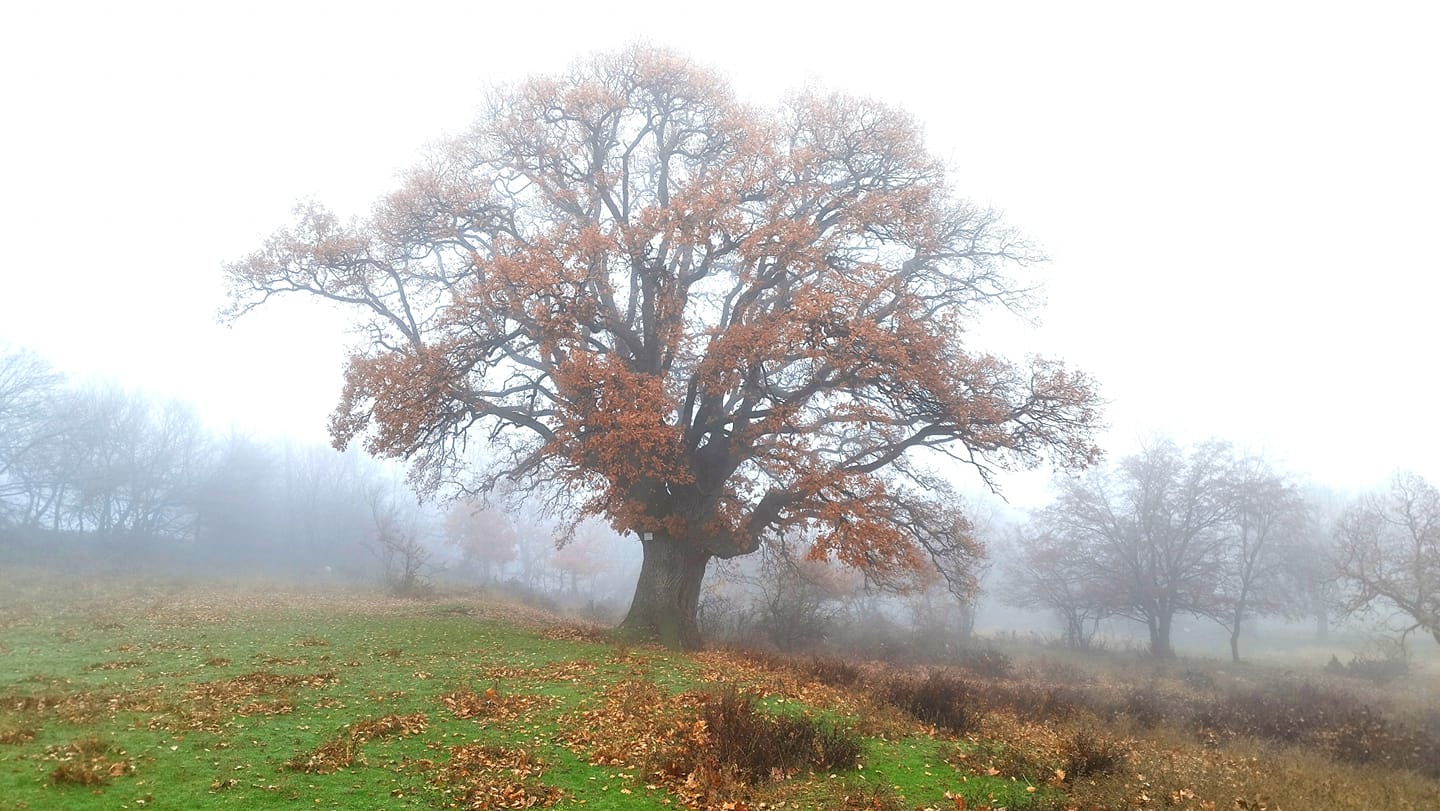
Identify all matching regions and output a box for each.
[0,575,1056,811]
[2,573,1438,810]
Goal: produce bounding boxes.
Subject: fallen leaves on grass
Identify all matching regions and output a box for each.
[432,744,563,809]
[0,725,37,744]
[538,624,609,644]
[555,679,862,809]
[478,659,598,686]
[441,686,557,723]
[44,737,133,786]
[2,683,167,725]
[287,712,430,774]
[86,659,143,671]
[146,670,339,731]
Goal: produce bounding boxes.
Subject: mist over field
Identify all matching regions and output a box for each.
[3,350,1437,670]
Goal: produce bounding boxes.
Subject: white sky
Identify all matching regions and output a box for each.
[2,1,1437,507]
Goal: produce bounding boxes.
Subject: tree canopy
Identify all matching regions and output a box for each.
[1336,472,1440,646]
[224,47,1101,646]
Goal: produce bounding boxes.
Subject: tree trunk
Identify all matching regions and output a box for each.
[1150,612,1175,658]
[619,536,711,649]
[1230,606,1244,663]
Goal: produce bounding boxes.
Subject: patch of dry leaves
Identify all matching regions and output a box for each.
[441,686,558,723]
[286,712,430,774]
[43,736,133,786]
[431,744,563,809]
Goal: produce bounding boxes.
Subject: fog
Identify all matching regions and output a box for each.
[4,342,1437,677]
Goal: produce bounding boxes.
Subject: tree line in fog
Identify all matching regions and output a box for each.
[3,344,1436,660]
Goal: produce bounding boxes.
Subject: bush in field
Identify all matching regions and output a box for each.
[952,646,1014,679]
[881,671,979,734]
[696,690,861,782]
[1060,728,1129,778]
[1325,650,1409,684]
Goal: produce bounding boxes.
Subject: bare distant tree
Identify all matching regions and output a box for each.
[1004,527,1116,649]
[1213,458,1308,662]
[1037,440,1236,657]
[0,347,64,528]
[1335,473,1440,645]
[751,533,863,652]
[370,483,437,598]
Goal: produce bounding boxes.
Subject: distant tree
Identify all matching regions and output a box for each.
[278,444,384,570]
[192,433,279,563]
[0,347,64,529]
[35,387,211,547]
[443,497,518,583]
[752,532,864,651]
[1004,527,1115,649]
[1037,440,1235,657]
[224,46,1100,647]
[1335,473,1440,646]
[551,517,615,594]
[1213,458,1308,662]
[1287,492,1345,642]
[370,484,437,598]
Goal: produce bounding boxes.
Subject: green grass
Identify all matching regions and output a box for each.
[0,585,1059,811]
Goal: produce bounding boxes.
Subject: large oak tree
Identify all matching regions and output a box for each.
[224,47,1100,647]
